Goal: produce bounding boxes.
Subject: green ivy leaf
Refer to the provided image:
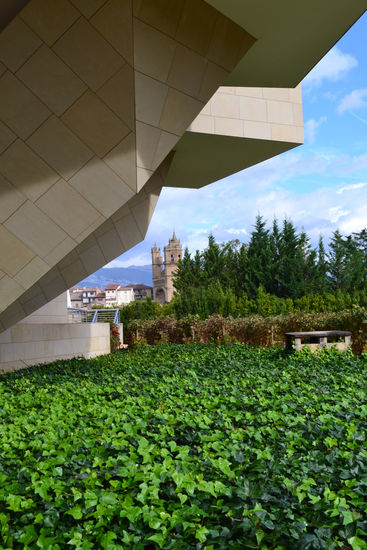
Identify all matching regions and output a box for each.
[342,510,355,525]
[178,492,188,504]
[148,533,166,548]
[100,531,117,550]
[6,494,22,512]
[348,536,367,550]
[100,493,118,507]
[195,526,210,542]
[66,505,83,520]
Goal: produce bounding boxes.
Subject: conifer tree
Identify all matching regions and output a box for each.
[268,218,281,296]
[202,234,225,282]
[173,247,194,293]
[327,230,347,291]
[314,236,328,293]
[278,219,306,298]
[169,218,367,319]
[343,235,365,291]
[245,215,271,297]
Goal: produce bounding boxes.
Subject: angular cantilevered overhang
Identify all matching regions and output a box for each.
[205,0,366,87]
[0,0,365,332]
[165,86,303,189]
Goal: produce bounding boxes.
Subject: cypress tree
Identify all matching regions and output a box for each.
[269,218,281,296]
[327,230,347,291]
[278,219,306,298]
[245,215,271,297]
[314,236,328,294]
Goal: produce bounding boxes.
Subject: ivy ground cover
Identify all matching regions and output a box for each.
[1,345,367,549]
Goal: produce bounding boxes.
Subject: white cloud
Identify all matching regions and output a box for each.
[303,46,358,88]
[327,206,350,223]
[340,208,367,234]
[337,88,367,114]
[337,182,367,194]
[107,252,151,268]
[106,143,367,268]
[226,228,247,235]
[343,153,367,173]
[150,148,367,245]
[304,117,327,144]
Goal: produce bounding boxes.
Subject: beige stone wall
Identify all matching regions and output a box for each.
[21,291,68,324]
[189,86,303,143]
[0,166,165,331]
[164,85,303,191]
[0,322,110,373]
[0,0,254,331]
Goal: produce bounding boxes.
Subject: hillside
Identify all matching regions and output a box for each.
[78,265,152,289]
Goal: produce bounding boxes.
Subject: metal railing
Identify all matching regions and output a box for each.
[68,308,120,324]
[92,309,120,324]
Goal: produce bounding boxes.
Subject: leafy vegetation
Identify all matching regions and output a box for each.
[170,218,367,319]
[114,221,367,325]
[1,345,367,549]
[129,307,367,354]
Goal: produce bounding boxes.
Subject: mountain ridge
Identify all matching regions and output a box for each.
[78,265,152,289]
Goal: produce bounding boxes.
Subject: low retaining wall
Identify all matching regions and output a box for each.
[0,322,110,373]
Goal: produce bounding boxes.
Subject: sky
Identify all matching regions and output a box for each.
[109,12,367,268]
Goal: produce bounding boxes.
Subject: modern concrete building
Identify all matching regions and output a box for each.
[0,0,365,370]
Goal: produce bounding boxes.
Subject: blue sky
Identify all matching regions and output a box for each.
[110,12,367,268]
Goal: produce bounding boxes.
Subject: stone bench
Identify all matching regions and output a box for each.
[285,331,352,352]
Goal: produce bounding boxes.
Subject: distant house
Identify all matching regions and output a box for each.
[105,284,121,307]
[81,287,102,306]
[132,284,153,301]
[70,285,84,295]
[117,286,135,306]
[95,292,106,306]
[104,283,154,307]
[69,286,102,308]
[70,291,83,309]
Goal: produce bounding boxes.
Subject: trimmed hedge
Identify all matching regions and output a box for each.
[128,308,367,354]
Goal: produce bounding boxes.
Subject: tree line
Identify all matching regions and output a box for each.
[170,216,367,318]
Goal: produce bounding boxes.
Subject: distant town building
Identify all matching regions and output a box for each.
[105,283,121,307]
[69,282,153,309]
[117,284,153,306]
[69,290,83,308]
[95,292,106,306]
[69,286,102,308]
[132,284,153,301]
[117,285,135,306]
[152,233,182,304]
[105,283,153,307]
[81,288,102,306]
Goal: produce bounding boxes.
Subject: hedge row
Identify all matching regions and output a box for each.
[128,307,367,354]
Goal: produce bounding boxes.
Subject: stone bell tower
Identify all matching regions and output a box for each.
[151,243,165,304]
[151,233,182,304]
[164,232,182,302]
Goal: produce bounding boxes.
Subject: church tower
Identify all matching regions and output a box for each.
[164,233,182,302]
[151,244,165,304]
[151,233,182,304]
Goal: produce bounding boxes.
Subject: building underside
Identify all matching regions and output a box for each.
[0,0,365,369]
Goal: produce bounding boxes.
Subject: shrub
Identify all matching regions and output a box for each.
[128,307,367,353]
[109,322,121,352]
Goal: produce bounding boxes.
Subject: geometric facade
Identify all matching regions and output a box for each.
[0,0,366,336]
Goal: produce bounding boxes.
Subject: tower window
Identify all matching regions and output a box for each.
[171,254,174,262]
